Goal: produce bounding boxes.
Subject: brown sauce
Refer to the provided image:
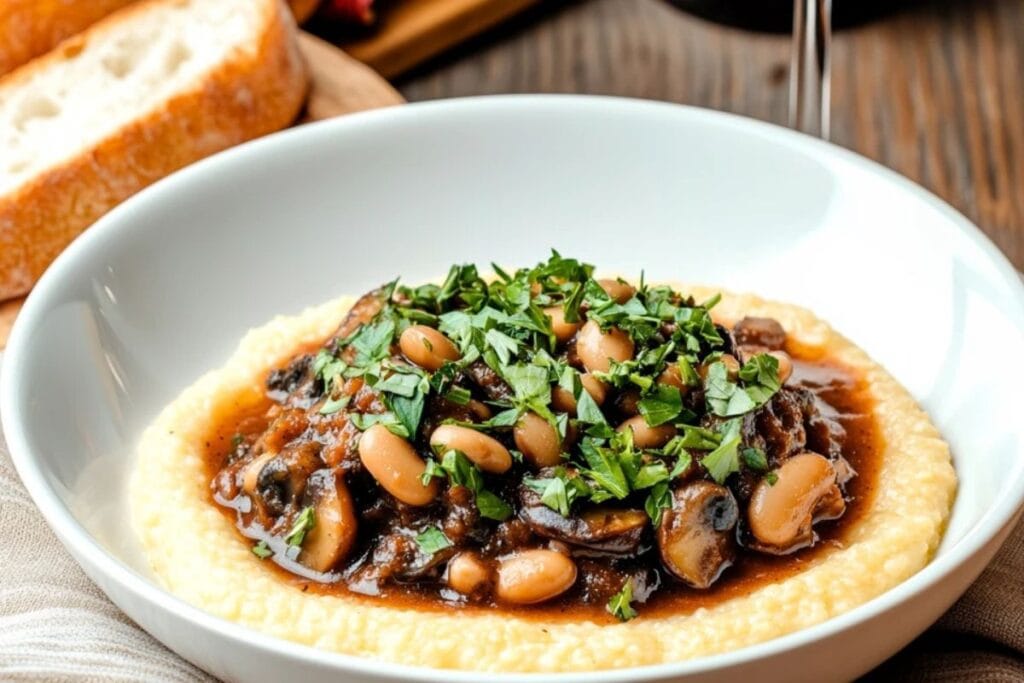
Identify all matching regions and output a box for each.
[200,353,879,623]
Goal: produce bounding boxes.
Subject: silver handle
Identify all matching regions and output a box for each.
[789,0,832,139]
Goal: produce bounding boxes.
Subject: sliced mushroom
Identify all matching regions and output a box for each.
[396,536,458,581]
[297,469,358,573]
[518,482,648,553]
[331,289,385,344]
[656,480,739,589]
[241,451,276,497]
[250,443,322,518]
[746,451,846,555]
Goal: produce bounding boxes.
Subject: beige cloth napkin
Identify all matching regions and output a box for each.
[0,352,1021,682]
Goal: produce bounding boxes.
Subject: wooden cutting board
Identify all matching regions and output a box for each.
[338,0,540,78]
[0,32,403,350]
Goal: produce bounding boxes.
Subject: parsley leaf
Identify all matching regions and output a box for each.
[435,450,512,521]
[579,440,631,500]
[502,363,551,404]
[576,388,607,424]
[740,446,769,472]
[475,489,513,521]
[485,328,520,365]
[704,361,754,416]
[319,395,350,415]
[607,579,638,622]
[443,385,472,405]
[251,540,273,559]
[312,349,347,391]
[285,506,316,547]
[705,354,782,418]
[632,461,669,489]
[350,412,410,438]
[638,384,682,426]
[415,526,453,555]
[739,353,782,406]
[676,425,721,450]
[439,450,484,491]
[644,481,672,526]
[700,419,743,484]
[389,393,425,439]
[349,319,396,365]
[539,476,571,515]
[375,370,423,397]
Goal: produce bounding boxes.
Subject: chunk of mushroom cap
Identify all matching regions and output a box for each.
[298,469,358,573]
[245,444,321,519]
[747,452,846,554]
[518,480,648,553]
[657,480,739,589]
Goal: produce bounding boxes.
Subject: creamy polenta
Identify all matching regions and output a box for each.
[131,286,956,672]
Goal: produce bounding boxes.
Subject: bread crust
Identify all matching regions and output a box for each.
[0,0,309,299]
[0,0,137,77]
[0,1,317,78]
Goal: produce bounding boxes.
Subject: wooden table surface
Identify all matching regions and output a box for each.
[396,0,1024,270]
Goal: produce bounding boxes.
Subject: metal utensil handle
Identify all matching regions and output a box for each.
[789,0,832,139]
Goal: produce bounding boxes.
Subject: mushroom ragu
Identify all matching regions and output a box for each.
[206,254,879,621]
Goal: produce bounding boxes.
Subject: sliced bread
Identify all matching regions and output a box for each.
[0,0,320,77]
[0,0,308,299]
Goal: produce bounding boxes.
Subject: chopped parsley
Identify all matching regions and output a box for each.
[426,449,513,521]
[643,481,672,526]
[741,445,769,472]
[318,394,350,415]
[265,252,803,597]
[285,506,316,547]
[415,526,453,555]
[705,354,782,418]
[251,540,273,559]
[607,579,638,622]
[700,419,743,484]
[524,467,590,516]
[637,384,682,426]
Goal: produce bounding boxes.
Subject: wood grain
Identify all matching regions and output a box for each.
[398,0,1024,270]
[299,31,404,120]
[0,31,402,350]
[334,0,541,79]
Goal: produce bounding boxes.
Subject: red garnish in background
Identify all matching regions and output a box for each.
[324,0,375,24]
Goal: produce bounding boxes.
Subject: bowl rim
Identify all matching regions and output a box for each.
[3,94,1024,681]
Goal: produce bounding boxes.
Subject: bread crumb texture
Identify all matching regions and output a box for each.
[131,288,957,672]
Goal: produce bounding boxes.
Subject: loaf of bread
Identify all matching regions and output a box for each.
[0,0,309,299]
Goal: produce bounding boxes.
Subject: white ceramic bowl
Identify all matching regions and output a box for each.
[3,96,1024,683]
